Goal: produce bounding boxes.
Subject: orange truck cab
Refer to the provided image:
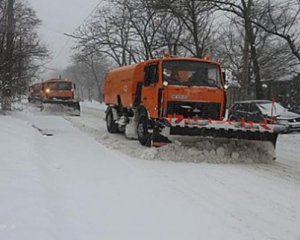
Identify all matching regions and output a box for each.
[28,78,80,114]
[104,55,226,146]
[41,78,75,101]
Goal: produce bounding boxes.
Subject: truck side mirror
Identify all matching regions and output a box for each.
[222,71,226,83]
[73,83,76,90]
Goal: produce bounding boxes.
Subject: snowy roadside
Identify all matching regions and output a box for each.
[80,100,107,111]
[1,105,300,240]
[0,114,56,240]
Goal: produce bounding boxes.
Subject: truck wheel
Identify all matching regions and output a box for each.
[106,108,118,133]
[137,114,151,146]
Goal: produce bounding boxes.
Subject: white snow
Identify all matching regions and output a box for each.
[80,100,107,111]
[0,102,300,240]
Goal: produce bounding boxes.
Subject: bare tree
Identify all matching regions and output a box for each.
[63,64,90,100]
[111,0,166,60]
[1,0,14,110]
[0,0,48,109]
[73,0,177,65]
[155,14,184,56]
[214,19,250,99]
[73,0,212,66]
[72,52,109,102]
[250,0,300,65]
[62,50,110,102]
[73,2,137,66]
[212,0,297,101]
[152,0,215,57]
[206,0,275,99]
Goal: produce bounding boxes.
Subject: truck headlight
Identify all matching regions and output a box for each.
[45,88,50,93]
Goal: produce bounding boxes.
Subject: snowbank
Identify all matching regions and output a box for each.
[141,137,274,163]
[80,100,106,111]
[0,115,56,240]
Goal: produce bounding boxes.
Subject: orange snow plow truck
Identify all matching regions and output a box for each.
[29,78,80,114]
[103,55,283,149]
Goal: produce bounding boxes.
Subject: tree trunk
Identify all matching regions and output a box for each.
[90,58,103,102]
[241,35,250,100]
[243,0,263,99]
[2,0,15,111]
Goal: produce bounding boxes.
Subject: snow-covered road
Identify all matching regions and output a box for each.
[1,103,300,240]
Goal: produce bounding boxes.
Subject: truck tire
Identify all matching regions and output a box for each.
[137,113,151,146]
[106,108,118,133]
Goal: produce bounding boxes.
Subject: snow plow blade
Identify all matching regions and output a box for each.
[42,100,80,115]
[165,118,286,148]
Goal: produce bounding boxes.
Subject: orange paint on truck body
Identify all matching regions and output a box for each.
[41,78,74,100]
[104,57,226,120]
[104,62,147,107]
[28,78,80,114]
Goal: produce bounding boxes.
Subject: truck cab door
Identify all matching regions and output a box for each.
[141,63,160,118]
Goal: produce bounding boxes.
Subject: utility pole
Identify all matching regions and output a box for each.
[2,0,15,111]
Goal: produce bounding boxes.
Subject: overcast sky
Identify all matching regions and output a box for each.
[26,0,100,78]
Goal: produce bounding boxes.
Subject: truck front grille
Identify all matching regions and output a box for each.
[167,101,221,120]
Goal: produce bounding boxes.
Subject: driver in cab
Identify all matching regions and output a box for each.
[163,67,188,83]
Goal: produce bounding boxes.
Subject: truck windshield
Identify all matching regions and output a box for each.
[47,82,72,91]
[162,61,222,87]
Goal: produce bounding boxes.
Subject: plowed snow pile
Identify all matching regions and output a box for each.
[75,126,274,163]
[141,137,275,163]
[42,104,79,115]
[64,103,275,164]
